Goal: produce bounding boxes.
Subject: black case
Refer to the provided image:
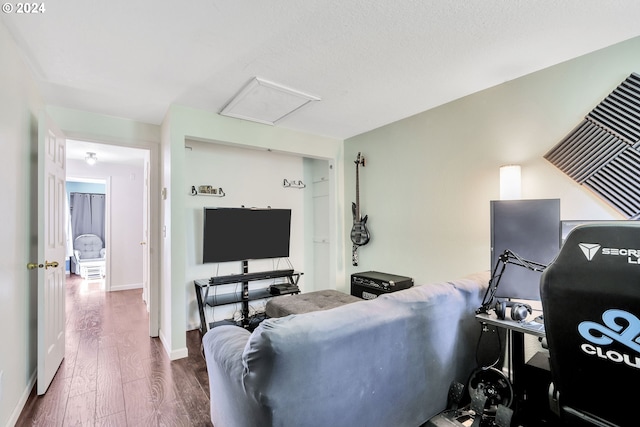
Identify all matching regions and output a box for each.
[350,271,413,299]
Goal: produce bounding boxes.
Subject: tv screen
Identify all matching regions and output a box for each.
[490,199,560,301]
[202,207,291,263]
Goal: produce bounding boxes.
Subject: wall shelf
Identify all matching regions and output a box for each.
[190,185,225,197]
[283,179,305,189]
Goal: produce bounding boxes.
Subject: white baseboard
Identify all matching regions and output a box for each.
[110,282,142,292]
[158,328,188,360]
[8,370,36,427]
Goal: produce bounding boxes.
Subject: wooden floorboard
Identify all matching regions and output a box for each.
[16,274,213,427]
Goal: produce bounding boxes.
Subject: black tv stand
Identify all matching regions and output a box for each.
[194,260,302,335]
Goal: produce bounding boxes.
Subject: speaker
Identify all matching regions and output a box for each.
[495,300,532,322]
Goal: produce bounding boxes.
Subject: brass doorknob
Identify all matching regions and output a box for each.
[28,261,59,270]
[45,261,59,269]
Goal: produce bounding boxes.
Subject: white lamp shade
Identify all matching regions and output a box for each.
[500,165,521,200]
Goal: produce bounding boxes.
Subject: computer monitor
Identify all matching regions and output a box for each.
[490,199,561,301]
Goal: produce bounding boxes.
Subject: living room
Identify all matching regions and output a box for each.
[2,3,640,426]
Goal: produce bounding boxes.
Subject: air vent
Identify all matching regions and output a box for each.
[544,72,640,219]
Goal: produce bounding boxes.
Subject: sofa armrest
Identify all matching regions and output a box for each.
[203,325,250,375]
[203,326,261,427]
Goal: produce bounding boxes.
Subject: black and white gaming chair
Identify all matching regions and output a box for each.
[540,223,640,426]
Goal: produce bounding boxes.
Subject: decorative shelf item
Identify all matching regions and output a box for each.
[283,179,306,189]
[191,185,225,197]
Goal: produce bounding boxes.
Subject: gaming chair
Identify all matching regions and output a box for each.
[540,223,640,426]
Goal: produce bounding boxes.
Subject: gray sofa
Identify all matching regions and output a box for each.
[202,271,489,427]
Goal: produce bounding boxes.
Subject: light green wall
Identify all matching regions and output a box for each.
[344,36,640,286]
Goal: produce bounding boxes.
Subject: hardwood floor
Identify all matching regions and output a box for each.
[16,275,213,426]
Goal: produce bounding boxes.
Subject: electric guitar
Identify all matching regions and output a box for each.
[351,152,370,265]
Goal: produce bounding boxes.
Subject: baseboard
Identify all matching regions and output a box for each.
[110,282,142,292]
[158,328,188,361]
[8,370,36,427]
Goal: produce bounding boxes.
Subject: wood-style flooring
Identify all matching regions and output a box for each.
[16,274,213,426]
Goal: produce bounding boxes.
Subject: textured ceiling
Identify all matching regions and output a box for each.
[2,0,640,140]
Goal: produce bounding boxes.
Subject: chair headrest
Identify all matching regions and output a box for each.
[555,222,640,268]
[73,234,104,259]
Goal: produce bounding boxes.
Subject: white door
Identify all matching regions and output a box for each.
[34,112,66,395]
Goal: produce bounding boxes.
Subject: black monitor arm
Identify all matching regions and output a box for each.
[476,249,547,315]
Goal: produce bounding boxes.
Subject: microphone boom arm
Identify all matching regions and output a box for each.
[477,249,547,314]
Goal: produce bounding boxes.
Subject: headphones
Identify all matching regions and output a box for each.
[494,300,532,322]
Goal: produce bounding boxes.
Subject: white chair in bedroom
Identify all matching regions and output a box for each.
[73,234,106,279]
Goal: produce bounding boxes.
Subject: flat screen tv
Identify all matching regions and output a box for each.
[490,199,560,301]
[202,207,291,263]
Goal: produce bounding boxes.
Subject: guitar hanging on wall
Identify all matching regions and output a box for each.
[351,152,370,266]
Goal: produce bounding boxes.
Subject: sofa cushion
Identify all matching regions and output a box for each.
[265,289,361,318]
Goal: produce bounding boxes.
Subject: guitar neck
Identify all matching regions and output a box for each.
[355,165,360,219]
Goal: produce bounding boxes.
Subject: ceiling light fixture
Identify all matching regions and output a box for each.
[85,152,97,165]
[220,77,320,125]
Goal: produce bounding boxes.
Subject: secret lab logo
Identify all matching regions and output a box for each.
[579,243,640,265]
[579,243,601,261]
[578,309,640,369]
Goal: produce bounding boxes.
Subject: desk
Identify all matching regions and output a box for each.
[476,311,548,424]
[475,312,545,338]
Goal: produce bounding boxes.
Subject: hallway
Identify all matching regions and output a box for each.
[16,275,211,426]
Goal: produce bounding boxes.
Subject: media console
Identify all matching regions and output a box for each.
[194,266,302,334]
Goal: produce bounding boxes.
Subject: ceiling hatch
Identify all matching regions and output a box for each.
[544,72,640,219]
[219,77,320,125]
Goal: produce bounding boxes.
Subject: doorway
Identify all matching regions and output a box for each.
[65,139,153,319]
[67,177,108,287]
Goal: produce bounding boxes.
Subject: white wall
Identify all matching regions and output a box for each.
[184,140,306,328]
[67,158,145,290]
[344,36,640,286]
[0,19,43,427]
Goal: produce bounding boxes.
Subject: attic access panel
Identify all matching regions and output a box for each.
[544,72,640,219]
[219,77,320,125]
